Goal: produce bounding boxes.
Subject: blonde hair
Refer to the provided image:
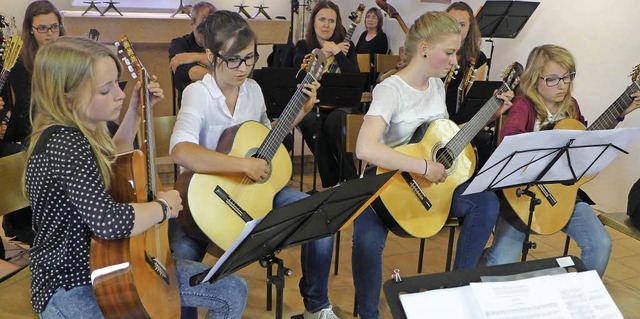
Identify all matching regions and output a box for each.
[519,44,577,123]
[27,37,122,186]
[391,12,460,75]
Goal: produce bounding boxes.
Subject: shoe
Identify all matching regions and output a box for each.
[303,306,340,319]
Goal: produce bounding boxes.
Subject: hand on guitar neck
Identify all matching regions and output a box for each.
[321,40,350,58]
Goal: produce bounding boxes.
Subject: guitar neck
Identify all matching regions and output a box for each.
[327,24,356,73]
[588,81,640,131]
[445,83,508,157]
[257,72,315,161]
[139,68,158,201]
[0,69,9,93]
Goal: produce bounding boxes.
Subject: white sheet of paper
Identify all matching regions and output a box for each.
[399,285,484,319]
[464,128,640,195]
[202,218,262,283]
[575,271,624,319]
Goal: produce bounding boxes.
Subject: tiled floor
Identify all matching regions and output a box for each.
[2,164,640,318]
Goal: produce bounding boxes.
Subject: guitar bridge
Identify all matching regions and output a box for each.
[144,251,170,285]
[400,172,432,211]
[214,186,253,222]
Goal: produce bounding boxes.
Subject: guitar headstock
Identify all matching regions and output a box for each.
[300,48,328,82]
[501,62,524,91]
[115,35,145,80]
[349,4,366,24]
[376,0,399,18]
[444,64,459,87]
[631,64,640,83]
[1,35,23,71]
[461,58,477,87]
[87,28,100,41]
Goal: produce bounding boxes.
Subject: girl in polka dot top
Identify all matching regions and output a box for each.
[24,37,248,318]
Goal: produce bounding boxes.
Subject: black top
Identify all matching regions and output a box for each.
[445,51,488,124]
[26,126,135,313]
[292,39,360,74]
[169,32,206,103]
[355,31,389,55]
[3,57,32,145]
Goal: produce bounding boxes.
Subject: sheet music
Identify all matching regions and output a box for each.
[201,218,262,283]
[464,128,640,195]
[399,270,622,319]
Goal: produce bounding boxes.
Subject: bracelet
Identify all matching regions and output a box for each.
[617,116,625,122]
[154,198,171,224]
[423,159,428,176]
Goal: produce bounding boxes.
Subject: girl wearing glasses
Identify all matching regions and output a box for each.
[0,0,65,251]
[292,0,361,189]
[170,11,340,319]
[482,44,640,276]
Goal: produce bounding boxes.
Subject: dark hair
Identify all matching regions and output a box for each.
[190,1,217,23]
[304,0,344,51]
[198,10,257,71]
[21,0,66,73]
[366,7,384,33]
[446,1,480,68]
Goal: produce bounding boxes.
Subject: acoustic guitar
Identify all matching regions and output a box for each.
[174,49,327,251]
[0,35,23,93]
[328,3,365,73]
[503,65,640,235]
[373,62,523,238]
[375,0,409,34]
[456,57,477,112]
[90,36,180,318]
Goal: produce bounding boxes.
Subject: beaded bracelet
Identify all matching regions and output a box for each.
[155,198,171,224]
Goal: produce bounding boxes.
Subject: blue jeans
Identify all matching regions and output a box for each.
[351,183,499,319]
[168,187,334,313]
[274,187,334,313]
[38,259,248,319]
[483,200,611,277]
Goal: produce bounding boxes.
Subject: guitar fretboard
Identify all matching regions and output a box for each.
[588,81,640,131]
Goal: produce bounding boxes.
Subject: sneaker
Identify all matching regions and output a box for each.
[303,306,340,319]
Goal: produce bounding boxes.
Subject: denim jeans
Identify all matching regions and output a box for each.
[274,187,334,313]
[351,182,499,319]
[168,186,334,313]
[39,259,248,319]
[483,200,611,277]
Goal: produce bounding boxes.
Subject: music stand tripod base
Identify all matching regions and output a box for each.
[102,1,123,16]
[82,1,102,16]
[171,0,190,18]
[235,5,252,19]
[252,6,272,20]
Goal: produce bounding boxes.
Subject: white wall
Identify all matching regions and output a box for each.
[3,0,640,212]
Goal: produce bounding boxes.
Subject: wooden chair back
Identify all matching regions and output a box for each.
[344,114,365,154]
[357,54,371,73]
[0,151,29,216]
[375,54,400,74]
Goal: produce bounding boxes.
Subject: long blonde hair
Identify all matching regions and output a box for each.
[519,44,577,123]
[27,37,122,186]
[391,12,460,76]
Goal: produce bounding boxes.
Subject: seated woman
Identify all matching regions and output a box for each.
[25,36,248,318]
[292,0,360,189]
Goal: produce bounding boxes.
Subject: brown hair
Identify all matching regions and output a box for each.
[20,0,66,74]
[304,1,344,51]
[446,2,481,69]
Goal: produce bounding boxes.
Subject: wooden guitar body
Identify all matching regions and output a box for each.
[90,151,180,319]
[502,118,595,235]
[375,119,476,238]
[178,121,292,251]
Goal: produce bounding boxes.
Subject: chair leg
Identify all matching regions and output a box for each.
[563,235,571,256]
[417,238,426,273]
[445,226,456,272]
[353,293,358,317]
[334,231,340,276]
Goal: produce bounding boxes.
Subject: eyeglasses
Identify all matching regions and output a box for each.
[32,23,60,34]
[540,72,576,87]
[215,52,259,69]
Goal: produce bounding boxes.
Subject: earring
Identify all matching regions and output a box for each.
[423,54,427,58]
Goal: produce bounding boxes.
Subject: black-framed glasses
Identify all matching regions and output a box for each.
[32,23,60,34]
[540,72,576,87]
[215,52,259,69]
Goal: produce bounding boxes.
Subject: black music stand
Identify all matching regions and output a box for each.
[189,171,397,319]
[465,128,640,260]
[384,255,586,319]
[476,1,539,79]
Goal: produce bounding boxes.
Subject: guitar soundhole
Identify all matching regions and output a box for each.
[435,147,455,170]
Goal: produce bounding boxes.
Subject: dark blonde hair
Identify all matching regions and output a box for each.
[446,2,481,68]
[27,37,121,185]
[305,1,344,51]
[519,44,577,123]
[21,0,66,73]
[395,11,461,72]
